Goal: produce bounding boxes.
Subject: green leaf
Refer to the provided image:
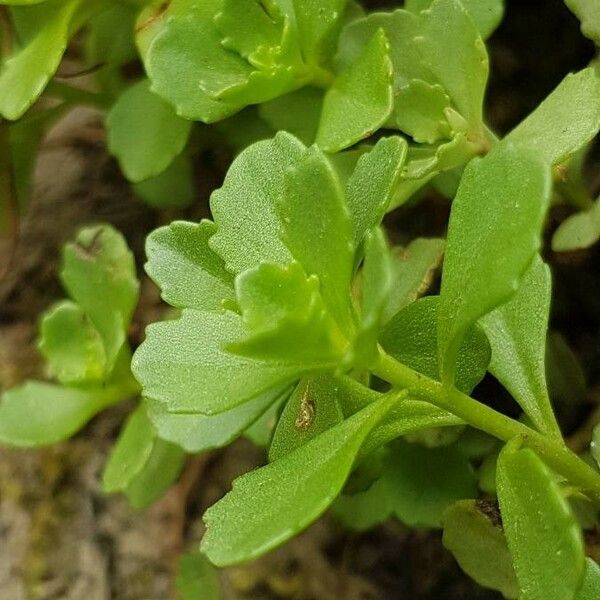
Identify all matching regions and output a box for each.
[564,0,600,45]
[345,136,407,247]
[61,225,139,372]
[132,309,318,414]
[210,132,304,273]
[244,392,288,447]
[269,376,346,462]
[496,443,585,600]
[481,256,560,437]
[137,0,243,122]
[176,552,220,600]
[102,404,185,510]
[145,220,234,311]
[106,79,192,183]
[102,405,156,494]
[124,437,185,510]
[416,0,488,128]
[201,394,399,566]
[577,559,600,600]
[133,152,195,209]
[393,79,452,144]
[317,29,393,152]
[349,228,392,367]
[335,10,426,90]
[506,67,600,166]
[215,0,286,67]
[552,199,600,252]
[38,300,106,384]
[442,500,518,599]
[230,262,345,363]
[278,145,355,333]
[381,296,491,394]
[336,440,476,529]
[406,0,504,39]
[0,0,89,119]
[147,387,288,453]
[438,143,551,385]
[0,380,131,447]
[291,0,348,65]
[382,237,445,324]
[258,87,324,145]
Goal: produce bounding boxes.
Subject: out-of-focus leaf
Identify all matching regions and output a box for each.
[442,500,518,598]
[38,300,106,384]
[0,380,132,447]
[545,332,587,407]
[564,0,600,45]
[61,225,139,372]
[107,79,192,182]
[133,152,194,209]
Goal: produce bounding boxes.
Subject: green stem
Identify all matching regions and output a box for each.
[45,80,112,109]
[373,350,600,504]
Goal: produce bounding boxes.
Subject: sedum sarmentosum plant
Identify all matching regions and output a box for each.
[1,0,600,597]
[133,111,600,600]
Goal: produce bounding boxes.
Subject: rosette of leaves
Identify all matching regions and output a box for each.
[0,224,140,446]
[133,125,600,598]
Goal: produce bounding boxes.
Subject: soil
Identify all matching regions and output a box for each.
[1,1,598,599]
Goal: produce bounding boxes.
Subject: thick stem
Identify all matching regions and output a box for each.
[373,351,600,504]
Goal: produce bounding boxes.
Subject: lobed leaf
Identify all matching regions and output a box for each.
[442,500,518,598]
[496,443,585,600]
[317,29,394,152]
[506,67,600,166]
[336,440,476,529]
[564,0,600,45]
[229,262,346,363]
[106,79,192,183]
[415,0,488,128]
[145,220,234,311]
[201,394,400,566]
[437,143,551,385]
[132,309,320,414]
[552,199,600,252]
[481,256,560,437]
